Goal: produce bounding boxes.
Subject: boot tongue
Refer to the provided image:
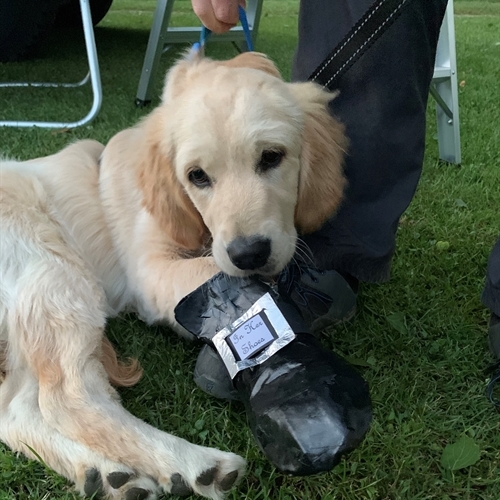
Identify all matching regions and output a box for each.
[174,272,308,340]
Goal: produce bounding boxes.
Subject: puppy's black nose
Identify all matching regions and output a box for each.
[227,236,271,271]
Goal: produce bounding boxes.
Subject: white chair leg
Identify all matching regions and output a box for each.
[0,0,102,129]
[135,0,175,106]
[432,0,461,164]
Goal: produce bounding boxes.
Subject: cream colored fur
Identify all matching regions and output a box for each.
[0,52,346,499]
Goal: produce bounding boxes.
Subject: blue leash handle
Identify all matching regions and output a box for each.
[238,6,254,51]
[195,6,254,52]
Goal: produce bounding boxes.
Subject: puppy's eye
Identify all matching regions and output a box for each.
[188,168,212,188]
[258,149,285,172]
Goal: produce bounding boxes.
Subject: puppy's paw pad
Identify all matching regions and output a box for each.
[192,455,245,497]
[107,471,133,489]
[84,468,104,498]
[196,466,218,486]
[219,470,239,492]
[170,473,193,497]
[195,465,238,491]
[124,487,151,500]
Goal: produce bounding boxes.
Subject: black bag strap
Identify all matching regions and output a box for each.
[309,0,414,90]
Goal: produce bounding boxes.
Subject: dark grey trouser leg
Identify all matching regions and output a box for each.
[293,0,448,282]
[482,238,500,317]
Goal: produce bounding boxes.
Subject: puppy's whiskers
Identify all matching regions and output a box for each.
[200,246,213,258]
[289,236,315,267]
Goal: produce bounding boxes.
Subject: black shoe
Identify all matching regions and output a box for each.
[276,262,358,334]
[488,313,500,358]
[194,344,241,401]
[175,272,372,476]
[193,263,358,400]
[486,313,500,407]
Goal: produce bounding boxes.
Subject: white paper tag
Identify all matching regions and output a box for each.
[225,312,277,361]
[211,293,296,379]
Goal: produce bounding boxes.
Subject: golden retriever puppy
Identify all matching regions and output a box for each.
[0,52,346,500]
[100,51,346,331]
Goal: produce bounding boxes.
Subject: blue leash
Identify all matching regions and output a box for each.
[193,6,254,54]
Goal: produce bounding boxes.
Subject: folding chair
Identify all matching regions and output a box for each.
[135,0,264,106]
[0,0,102,129]
[431,0,461,164]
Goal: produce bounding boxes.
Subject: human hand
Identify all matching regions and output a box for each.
[191,0,246,34]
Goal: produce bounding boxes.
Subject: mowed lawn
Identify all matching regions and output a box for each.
[0,1,499,499]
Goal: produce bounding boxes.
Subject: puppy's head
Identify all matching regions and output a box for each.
[138,52,347,277]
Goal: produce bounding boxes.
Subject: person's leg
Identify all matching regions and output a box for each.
[482,237,500,356]
[482,237,500,406]
[293,0,448,282]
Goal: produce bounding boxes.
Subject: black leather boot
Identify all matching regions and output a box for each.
[192,263,358,401]
[174,272,372,476]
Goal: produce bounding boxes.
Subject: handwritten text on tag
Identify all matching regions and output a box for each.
[226,311,277,361]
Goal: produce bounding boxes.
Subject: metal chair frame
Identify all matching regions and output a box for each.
[431,0,461,164]
[0,0,102,129]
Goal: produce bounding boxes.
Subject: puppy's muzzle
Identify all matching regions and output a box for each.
[227,236,271,271]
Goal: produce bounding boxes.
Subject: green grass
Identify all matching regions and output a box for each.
[1,1,500,499]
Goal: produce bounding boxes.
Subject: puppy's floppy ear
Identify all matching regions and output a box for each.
[289,82,348,234]
[221,52,282,79]
[136,113,208,251]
